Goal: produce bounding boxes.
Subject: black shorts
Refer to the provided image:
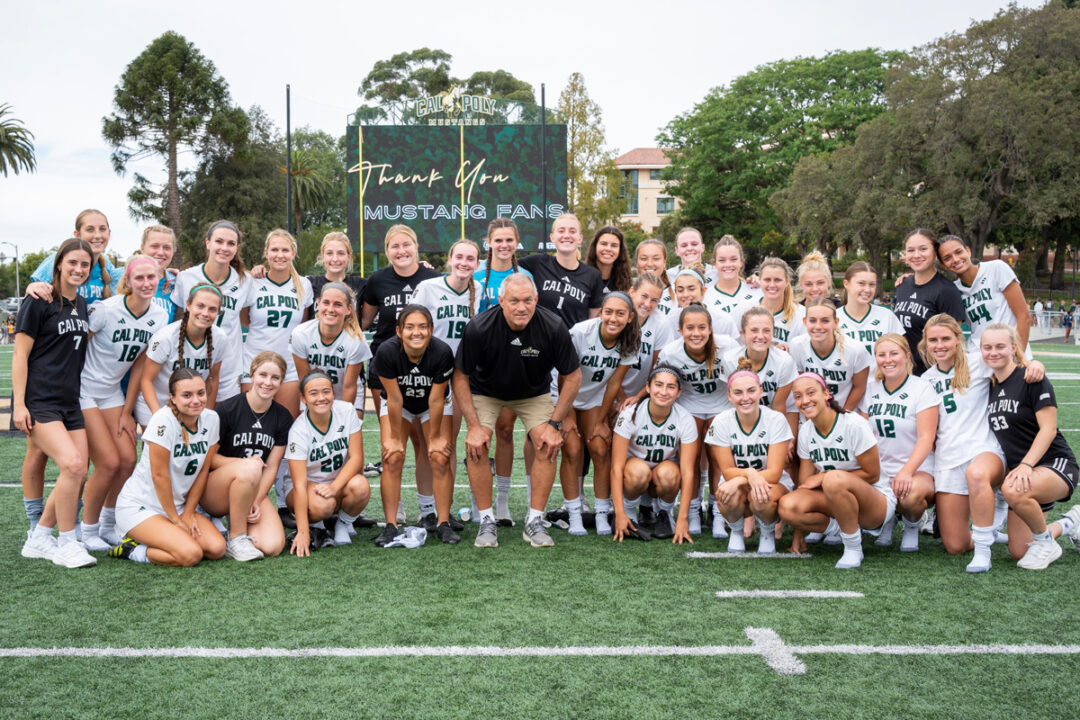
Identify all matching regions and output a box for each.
[29,406,85,431]
[367,371,382,392]
[1036,457,1077,512]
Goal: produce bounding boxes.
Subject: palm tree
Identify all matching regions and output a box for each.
[284,149,331,232]
[0,104,36,177]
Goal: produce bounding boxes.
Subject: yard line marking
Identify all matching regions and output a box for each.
[716,590,863,599]
[745,627,807,674]
[686,551,813,559]
[1047,373,1080,380]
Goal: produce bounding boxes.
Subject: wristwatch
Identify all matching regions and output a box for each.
[547,419,563,431]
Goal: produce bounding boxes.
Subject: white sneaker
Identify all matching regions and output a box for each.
[1063,505,1080,552]
[688,510,702,536]
[804,532,825,544]
[711,513,728,539]
[1017,539,1063,570]
[835,546,863,569]
[21,531,57,560]
[82,533,112,552]
[966,548,992,573]
[567,510,587,536]
[757,525,777,554]
[874,514,897,547]
[100,527,121,546]
[823,531,842,546]
[52,540,97,568]
[225,534,265,561]
[900,522,920,552]
[919,507,936,536]
[595,511,612,536]
[727,530,746,553]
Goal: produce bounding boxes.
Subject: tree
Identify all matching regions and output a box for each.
[658,49,900,242]
[0,104,36,177]
[557,72,623,233]
[285,149,332,233]
[102,32,248,233]
[289,127,347,229]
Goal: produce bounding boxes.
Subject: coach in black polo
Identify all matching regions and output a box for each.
[454,272,581,548]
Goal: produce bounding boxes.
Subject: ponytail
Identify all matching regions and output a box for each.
[679,304,716,376]
[756,256,797,323]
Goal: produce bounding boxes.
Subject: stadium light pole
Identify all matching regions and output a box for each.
[1,242,19,299]
[541,83,547,245]
[286,84,293,234]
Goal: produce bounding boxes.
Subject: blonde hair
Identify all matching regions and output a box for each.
[249,350,287,379]
[712,234,746,275]
[872,333,914,382]
[756,256,797,323]
[634,239,671,291]
[740,305,774,334]
[75,208,112,299]
[116,253,163,295]
[141,224,175,247]
[264,229,306,303]
[446,238,481,318]
[919,314,970,393]
[318,231,354,272]
[982,323,1028,370]
[796,250,832,301]
[805,298,847,365]
[319,281,362,339]
[384,224,419,257]
[552,213,583,260]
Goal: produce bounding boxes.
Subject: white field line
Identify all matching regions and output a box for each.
[3,628,1078,677]
[0,482,568,490]
[1047,373,1080,380]
[686,551,813,559]
[715,590,863,599]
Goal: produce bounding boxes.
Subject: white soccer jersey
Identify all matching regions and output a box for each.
[243,275,313,383]
[656,335,740,417]
[570,317,636,410]
[957,260,1030,358]
[614,399,698,465]
[137,321,228,419]
[859,375,937,477]
[703,282,763,332]
[771,304,807,345]
[655,287,675,317]
[286,400,362,485]
[118,406,219,513]
[666,264,719,286]
[787,335,872,410]
[623,313,675,396]
[411,275,482,354]
[171,265,252,400]
[798,411,877,474]
[722,346,797,408]
[82,294,168,399]
[665,303,738,344]
[838,304,904,358]
[290,320,372,399]
[921,351,1002,470]
[705,406,794,474]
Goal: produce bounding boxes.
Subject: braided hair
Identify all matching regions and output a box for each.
[167,367,204,447]
[177,285,220,372]
[483,218,520,308]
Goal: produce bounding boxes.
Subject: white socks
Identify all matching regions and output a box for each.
[595,498,613,535]
[900,517,921,552]
[495,475,511,518]
[335,510,358,545]
[623,496,640,520]
[477,507,495,524]
[727,519,746,552]
[130,544,150,563]
[757,520,777,554]
[967,525,995,573]
[417,493,435,518]
[565,497,586,536]
[99,507,119,545]
[835,529,863,569]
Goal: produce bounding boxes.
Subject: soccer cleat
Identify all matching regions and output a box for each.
[595,512,612,536]
[474,517,498,548]
[435,522,460,545]
[21,531,57,560]
[374,524,401,548]
[82,533,112,552]
[362,462,383,478]
[226,533,265,561]
[727,529,746,553]
[312,526,335,549]
[545,508,570,524]
[1063,505,1080,552]
[107,536,139,560]
[637,503,655,528]
[448,515,466,532]
[419,513,438,531]
[52,540,97,569]
[834,546,863,570]
[1016,539,1063,570]
[874,515,897,547]
[919,507,936,536]
[711,513,728,539]
[652,510,674,539]
[278,508,297,529]
[522,517,555,547]
[495,515,515,528]
[623,522,652,542]
[352,512,377,529]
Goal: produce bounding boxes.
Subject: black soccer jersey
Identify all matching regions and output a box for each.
[16,295,89,410]
[986,367,1076,470]
[214,393,292,461]
[372,336,455,415]
[892,272,967,374]
[361,265,440,352]
[309,274,366,313]
[455,305,579,400]
[517,254,605,328]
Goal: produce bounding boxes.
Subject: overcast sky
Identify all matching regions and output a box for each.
[0,0,1036,261]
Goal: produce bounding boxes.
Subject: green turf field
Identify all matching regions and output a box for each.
[1,344,1079,719]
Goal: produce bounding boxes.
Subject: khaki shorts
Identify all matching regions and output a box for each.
[472,393,553,434]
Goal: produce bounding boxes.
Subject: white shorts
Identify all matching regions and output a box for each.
[861,483,897,538]
[115,499,184,539]
[134,399,154,428]
[935,450,1006,496]
[715,472,793,491]
[79,387,126,411]
[282,474,332,500]
[352,378,368,412]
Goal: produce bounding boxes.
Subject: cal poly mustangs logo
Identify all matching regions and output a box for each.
[156,424,166,437]
[289,442,296,453]
[521,346,540,358]
[616,417,624,428]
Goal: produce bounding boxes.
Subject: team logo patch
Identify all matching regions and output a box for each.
[289,442,296,453]
[521,347,540,358]
[616,417,623,427]
[1040,393,1051,401]
[156,425,166,437]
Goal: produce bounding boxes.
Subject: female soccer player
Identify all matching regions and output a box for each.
[372,305,457,545]
[16,238,96,568]
[788,299,871,411]
[291,282,371,407]
[562,292,640,535]
[723,307,797,411]
[981,324,1079,570]
[860,334,938,552]
[839,262,903,358]
[586,225,632,293]
[795,251,834,305]
[475,219,526,312]
[634,238,674,317]
[655,305,740,534]
[361,224,440,416]
[518,213,605,328]
[79,255,169,551]
[704,235,762,331]
[892,229,967,375]
[611,365,699,543]
[308,231,366,308]
[108,369,225,566]
[241,229,313,416]
[139,225,179,319]
[779,372,884,568]
[137,285,226,425]
[757,256,805,346]
[938,235,1031,357]
[202,351,292,561]
[666,227,719,286]
[285,371,371,555]
[621,273,673,399]
[171,220,252,401]
[669,266,737,340]
[706,369,794,553]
